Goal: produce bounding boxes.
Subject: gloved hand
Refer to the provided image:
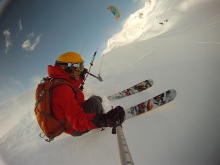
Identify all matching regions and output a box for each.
[79,68,88,80]
[91,106,125,128]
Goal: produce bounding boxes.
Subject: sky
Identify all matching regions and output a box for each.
[0,0,146,105]
[0,0,220,164]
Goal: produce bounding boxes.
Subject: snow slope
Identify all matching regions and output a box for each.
[1,0,220,164]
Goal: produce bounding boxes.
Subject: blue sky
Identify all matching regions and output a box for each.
[0,0,145,104]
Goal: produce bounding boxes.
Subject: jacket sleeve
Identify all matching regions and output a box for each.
[51,85,98,132]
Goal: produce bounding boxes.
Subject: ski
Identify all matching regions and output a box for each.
[125,89,177,120]
[107,79,153,101]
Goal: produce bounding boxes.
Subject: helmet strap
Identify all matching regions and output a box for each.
[70,73,74,80]
[64,67,72,74]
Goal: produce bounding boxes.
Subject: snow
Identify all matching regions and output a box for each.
[1,0,220,164]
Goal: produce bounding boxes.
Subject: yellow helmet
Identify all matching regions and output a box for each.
[55,52,84,72]
[56,52,84,63]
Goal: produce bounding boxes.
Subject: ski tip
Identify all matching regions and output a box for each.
[148,79,154,85]
[168,89,177,98]
[144,79,153,86]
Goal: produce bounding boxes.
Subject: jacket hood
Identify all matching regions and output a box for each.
[47,65,82,88]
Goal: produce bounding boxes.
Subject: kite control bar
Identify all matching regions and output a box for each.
[87,72,103,82]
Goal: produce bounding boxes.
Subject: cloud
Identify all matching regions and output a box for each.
[3,29,12,53]
[22,33,42,51]
[3,20,42,54]
[3,20,22,53]
[16,19,22,36]
[30,34,42,50]
[19,20,22,31]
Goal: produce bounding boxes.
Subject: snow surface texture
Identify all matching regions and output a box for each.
[1,0,220,164]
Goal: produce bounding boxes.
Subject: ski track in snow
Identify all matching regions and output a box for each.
[1,0,220,164]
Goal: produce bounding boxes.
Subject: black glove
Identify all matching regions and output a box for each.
[91,106,125,128]
[79,68,88,80]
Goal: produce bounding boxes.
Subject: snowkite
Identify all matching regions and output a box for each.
[107,5,121,20]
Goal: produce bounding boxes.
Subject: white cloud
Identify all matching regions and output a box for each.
[30,34,42,51]
[19,20,22,31]
[16,19,22,36]
[28,32,35,39]
[22,39,31,50]
[3,20,23,53]
[22,33,42,51]
[3,29,12,53]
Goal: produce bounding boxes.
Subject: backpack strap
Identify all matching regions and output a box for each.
[51,78,78,100]
[35,90,46,109]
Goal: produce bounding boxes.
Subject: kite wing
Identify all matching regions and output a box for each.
[107,5,121,20]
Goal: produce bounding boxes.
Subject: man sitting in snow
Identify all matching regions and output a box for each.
[48,52,125,136]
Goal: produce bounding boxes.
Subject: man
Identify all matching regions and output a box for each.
[48,52,125,136]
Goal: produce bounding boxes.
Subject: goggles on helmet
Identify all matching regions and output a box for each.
[72,63,84,72]
[55,61,84,72]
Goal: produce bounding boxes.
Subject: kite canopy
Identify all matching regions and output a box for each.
[107,5,121,20]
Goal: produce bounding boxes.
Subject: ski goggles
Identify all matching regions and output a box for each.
[56,61,84,72]
[72,62,84,72]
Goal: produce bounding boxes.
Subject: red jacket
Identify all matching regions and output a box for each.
[48,65,97,135]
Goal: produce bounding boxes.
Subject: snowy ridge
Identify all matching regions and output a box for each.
[1,0,220,164]
[104,0,189,54]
